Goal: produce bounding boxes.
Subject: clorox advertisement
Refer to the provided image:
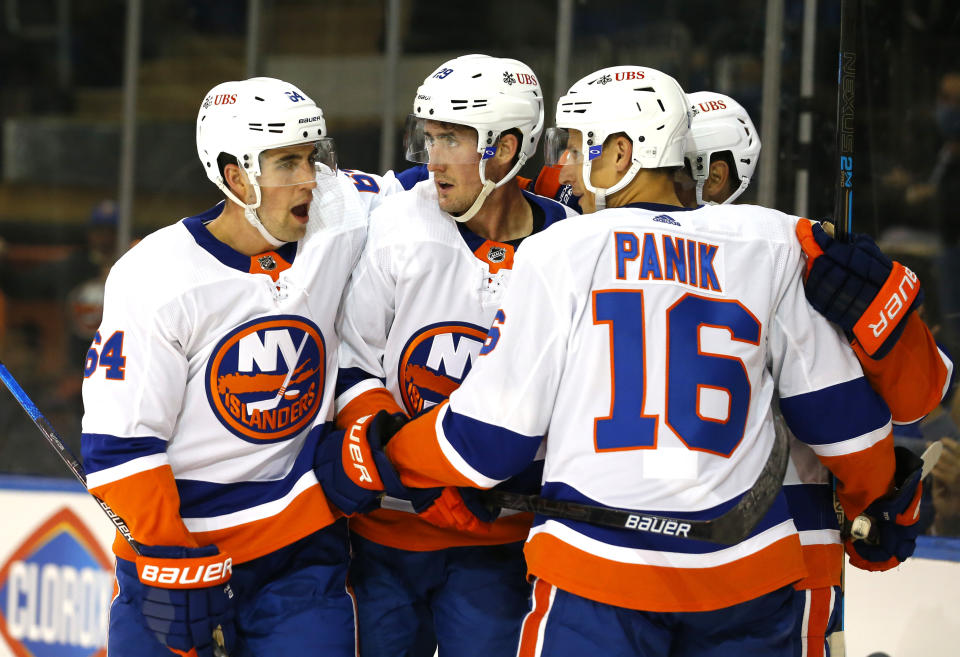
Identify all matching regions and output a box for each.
[0,480,116,657]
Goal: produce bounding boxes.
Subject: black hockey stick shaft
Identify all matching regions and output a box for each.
[483,423,789,546]
[831,5,858,653]
[0,361,230,657]
[833,0,857,241]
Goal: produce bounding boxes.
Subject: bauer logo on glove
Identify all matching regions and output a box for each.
[344,414,386,489]
[852,264,919,354]
[795,218,924,358]
[136,552,233,589]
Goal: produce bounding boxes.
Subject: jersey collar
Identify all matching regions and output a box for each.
[183,202,299,274]
[621,201,696,212]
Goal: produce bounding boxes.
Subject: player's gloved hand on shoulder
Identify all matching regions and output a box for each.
[846,446,925,572]
[314,410,410,515]
[135,544,235,657]
[795,218,923,359]
[414,486,500,533]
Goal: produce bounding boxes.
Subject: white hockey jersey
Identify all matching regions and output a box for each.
[334,179,577,550]
[385,201,897,612]
[81,169,402,564]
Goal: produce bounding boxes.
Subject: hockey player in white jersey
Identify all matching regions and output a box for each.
[80,77,403,657]
[315,54,576,657]
[677,89,952,656]
[333,66,929,657]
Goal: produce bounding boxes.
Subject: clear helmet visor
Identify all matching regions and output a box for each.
[543,127,587,166]
[255,138,338,188]
[403,115,485,165]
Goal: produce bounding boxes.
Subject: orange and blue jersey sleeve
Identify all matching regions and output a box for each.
[851,312,953,424]
[771,248,896,519]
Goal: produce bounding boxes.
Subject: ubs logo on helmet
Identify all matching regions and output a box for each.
[206,315,325,443]
[202,93,237,109]
[696,100,727,113]
[398,322,487,415]
[0,508,114,657]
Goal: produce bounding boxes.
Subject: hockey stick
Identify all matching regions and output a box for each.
[482,423,789,546]
[0,361,230,657]
[830,3,858,652]
[833,0,857,241]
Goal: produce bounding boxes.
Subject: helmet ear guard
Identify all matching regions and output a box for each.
[196,77,336,246]
[552,66,690,210]
[406,54,545,222]
[684,91,761,205]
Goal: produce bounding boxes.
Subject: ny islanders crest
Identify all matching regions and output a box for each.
[398,322,487,414]
[206,315,325,443]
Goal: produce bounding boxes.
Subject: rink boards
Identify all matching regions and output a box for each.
[0,476,957,657]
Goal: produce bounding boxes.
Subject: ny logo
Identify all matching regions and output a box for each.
[433,68,454,79]
[285,91,306,102]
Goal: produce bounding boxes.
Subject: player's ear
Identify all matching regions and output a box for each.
[224,163,254,203]
[496,132,520,163]
[706,160,729,194]
[614,135,633,173]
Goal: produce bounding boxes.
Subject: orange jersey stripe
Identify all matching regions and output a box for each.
[349,508,532,551]
[818,434,895,519]
[802,587,834,657]
[88,465,197,552]
[113,483,341,564]
[385,403,479,489]
[336,387,405,430]
[793,542,843,590]
[190,485,340,564]
[523,531,806,613]
[517,578,554,657]
[852,313,950,423]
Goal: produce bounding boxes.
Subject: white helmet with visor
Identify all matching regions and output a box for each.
[544,66,689,210]
[404,54,544,222]
[196,76,337,247]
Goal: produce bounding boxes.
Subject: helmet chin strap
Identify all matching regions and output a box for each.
[581,157,641,213]
[449,154,528,224]
[593,189,607,211]
[695,178,707,206]
[219,181,288,249]
[722,179,750,205]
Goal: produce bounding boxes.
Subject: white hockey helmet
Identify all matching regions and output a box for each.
[685,91,761,205]
[196,76,336,247]
[544,66,689,210]
[405,53,544,222]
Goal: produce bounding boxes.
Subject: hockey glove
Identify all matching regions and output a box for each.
[135,544,236,657]
[796,218,923,358]
[315,410,410,515]
[846,446,925,572]
[415,487,501,533]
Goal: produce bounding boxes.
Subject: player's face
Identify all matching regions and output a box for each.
[255,143,318,243]
[557,129,602,213]
[423,121,483,215]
